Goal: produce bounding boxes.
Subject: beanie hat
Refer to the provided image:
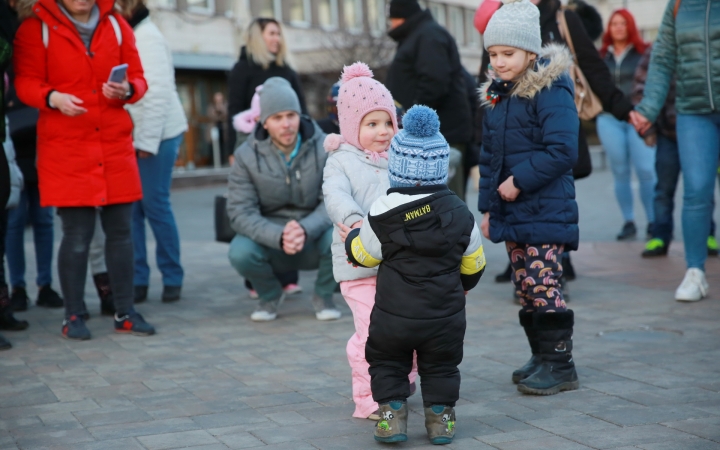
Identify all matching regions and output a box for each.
[259,77,301,125]
[389,0,422,19]
[483,0,542,56]
[336,62,398,151]
[388,105,449,188]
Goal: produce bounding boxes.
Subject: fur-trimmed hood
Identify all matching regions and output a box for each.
[479,43,573,107]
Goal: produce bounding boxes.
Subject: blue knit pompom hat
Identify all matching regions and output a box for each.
[388,105,450,188]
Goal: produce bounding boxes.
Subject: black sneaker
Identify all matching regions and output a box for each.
[37,286,64,308]
[114,310,155,336]
[0,334,10,350]
[0,286,29,331]
[616,221,637,241]
[495,264,513,283]
[10,288,29,312]
[61,315,91,340]
[161,286,181,303]
[134,285,148,304]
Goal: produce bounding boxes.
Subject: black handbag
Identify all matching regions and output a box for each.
[214,195,235,243]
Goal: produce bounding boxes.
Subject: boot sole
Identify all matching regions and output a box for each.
[517,380,579,395]
[374,434,407,443]
[430,436,453,445]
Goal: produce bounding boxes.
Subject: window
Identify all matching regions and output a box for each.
[343,0,363,31]
[465,8,480,47]
[288,0,311,26]
[255,0,279,18]
[186,0,214,14]
[317,0,339,29]
[448,5,464,45]
[368,0,386,32]
[151,0,177,9]
[428,2,445,27]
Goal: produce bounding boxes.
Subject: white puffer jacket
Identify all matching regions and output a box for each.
[322,139,390,282]
[125,18,187,154]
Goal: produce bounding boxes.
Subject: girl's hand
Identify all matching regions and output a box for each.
[481,212,490,240]
[102,80,130,100]
[498,176,521,202]
[629,110,652,135]
[49,92,87,116]
[338,220,363,243]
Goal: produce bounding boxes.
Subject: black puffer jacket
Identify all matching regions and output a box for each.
[603,46,644,99]
[226,47,308,153]
[386,10,472,144]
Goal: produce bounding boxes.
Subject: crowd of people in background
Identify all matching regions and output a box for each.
[1,0,719,444]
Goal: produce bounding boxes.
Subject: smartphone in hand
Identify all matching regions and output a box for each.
[108,64,128,83]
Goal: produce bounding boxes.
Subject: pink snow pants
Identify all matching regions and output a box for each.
[341,277,418,419]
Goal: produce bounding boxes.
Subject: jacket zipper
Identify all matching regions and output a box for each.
[706,0,715,111]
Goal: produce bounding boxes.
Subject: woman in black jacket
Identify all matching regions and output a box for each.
[226,18,307,156]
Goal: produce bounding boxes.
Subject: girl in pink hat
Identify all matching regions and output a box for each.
[322,62,417,421]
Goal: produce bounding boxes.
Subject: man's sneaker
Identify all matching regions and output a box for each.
[10,288,29,312]
[312,295,341,321]
[708,236,719,256]
[114,311,156,336]
[424,405,456,445]
[162,286,181,303]
[62,315,91,340]
[0,334,11,350]
[616,221,637,241]
[675,268,709,302]
[134,285,148,304]
[283,283,303,295]
[248,289,259,299]
[36,286,63,308]
[642,238,668,258]
[374,401,408,443]
[93,273,115,316]
[251,295,285,322]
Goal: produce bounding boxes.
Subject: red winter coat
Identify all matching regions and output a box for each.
[13,0,147,207]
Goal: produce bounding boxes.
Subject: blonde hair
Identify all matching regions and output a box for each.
[245,18,287,70]
[115,0,142,18]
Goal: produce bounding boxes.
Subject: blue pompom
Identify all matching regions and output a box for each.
[401,105,440,138]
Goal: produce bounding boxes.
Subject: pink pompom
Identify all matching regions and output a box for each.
[323,134,346,152]
[341,62,373,83]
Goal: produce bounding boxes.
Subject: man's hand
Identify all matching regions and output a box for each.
[49,92,87,116]
[629,110,652,135]
[498,176,520,202]
[282,220,306,255]
[102,80,130,101]
[338,220,363,243]
[137,150,153,159]
[481,212,490,240]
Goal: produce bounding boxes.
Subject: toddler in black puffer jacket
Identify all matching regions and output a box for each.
[479,0,580,396]
[346,105,485,445]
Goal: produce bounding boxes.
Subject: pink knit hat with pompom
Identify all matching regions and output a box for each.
[336,62,398,151]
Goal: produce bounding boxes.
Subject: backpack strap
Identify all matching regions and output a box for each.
[41,15,122,48]
[674,0,682,18]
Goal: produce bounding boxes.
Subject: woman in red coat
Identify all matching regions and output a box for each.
[13,0,155,339]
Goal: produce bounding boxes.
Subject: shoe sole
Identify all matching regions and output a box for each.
[676,297,704,302]
[61,333,91,341]
[162,297,180,303]
[251,315,277,322]
[374,434,408,443]
[430,436,453,445]
[1,324,29,332]
[0,343,11,351]
[114,329,156,336]
[517,380,579,395]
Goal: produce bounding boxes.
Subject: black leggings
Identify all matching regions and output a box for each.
[58,204,134,317]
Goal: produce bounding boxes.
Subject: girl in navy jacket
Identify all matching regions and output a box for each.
[479,0,580,396]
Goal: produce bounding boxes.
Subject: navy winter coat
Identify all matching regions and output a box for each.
[478,44,580,250]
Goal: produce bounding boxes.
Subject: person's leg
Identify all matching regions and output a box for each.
[310,228,338,307]
[228,235,283,302]
[57,207,96,317]
[5,188,29,290]
[522,244,566,313]
[676,114,720,271]
[596,114,634,223]
[0,208,28,332]
[132,201,149,287]
[89,212,107,276]
[627,123,658,225]
[99,204,135,315]
[651,135,680,245]
[506,242,530,309]
[137,135,184,288]
[27,184,55,289]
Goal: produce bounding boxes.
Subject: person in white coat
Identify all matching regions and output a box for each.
[121,0,188,303]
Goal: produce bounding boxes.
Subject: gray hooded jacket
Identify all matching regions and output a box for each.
[227,117,331,249]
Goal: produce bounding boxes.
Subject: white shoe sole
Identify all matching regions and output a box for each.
[316,309,341,321]
[251,312,277,321]
[675,294,704,302]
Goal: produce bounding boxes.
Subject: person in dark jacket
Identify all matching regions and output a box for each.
[596,9,655,241]
[479,0,579,396]
[346,106,485,445]
[226,18,307,156]
[316,82,340,135]
[385,0,472,201]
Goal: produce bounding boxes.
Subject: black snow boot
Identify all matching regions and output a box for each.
[0,286,29,331]
[512,310,542,384]
[93,273,115,316]
[517,310,579,395]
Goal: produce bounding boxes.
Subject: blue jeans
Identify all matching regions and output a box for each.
[596,113,657,223]
[228,227,337,302]
[676,113,720,270]
[653,134,716,243]
[5,183,54,289]
[132,134,184,287]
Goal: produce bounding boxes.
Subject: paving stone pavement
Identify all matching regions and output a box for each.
[1,169,719,449]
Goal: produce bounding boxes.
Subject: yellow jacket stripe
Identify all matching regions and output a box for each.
[460,245,486,275]
[350,235,382,268]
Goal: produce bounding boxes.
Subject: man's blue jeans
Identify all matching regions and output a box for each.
[228,227,337,302]
[596,113,657,223]
[5,183,54,289]
[653,134,716,244]
[132,134,184,288]
[676,113,720,270]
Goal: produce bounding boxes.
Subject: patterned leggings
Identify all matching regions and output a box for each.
[506,242,567,313]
